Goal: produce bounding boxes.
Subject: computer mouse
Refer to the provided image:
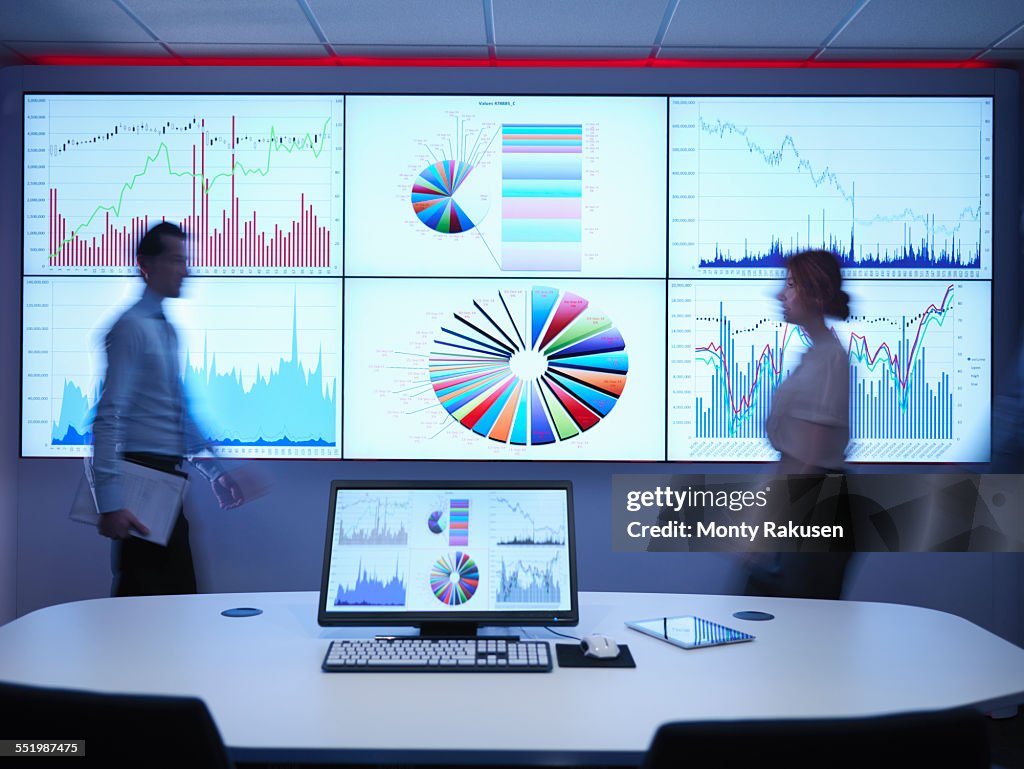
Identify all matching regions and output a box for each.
[581,633,620,659]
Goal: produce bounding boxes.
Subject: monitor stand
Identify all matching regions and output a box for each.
[415,622,520,640]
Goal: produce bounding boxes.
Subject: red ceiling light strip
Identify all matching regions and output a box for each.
[34,55,339,67]
[651,58,992,69]
[32,54,992,69]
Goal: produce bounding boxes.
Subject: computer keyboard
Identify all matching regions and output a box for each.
[322,638,552,672]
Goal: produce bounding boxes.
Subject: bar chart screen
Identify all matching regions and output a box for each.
[23,94,343,277]
[667,279,991,462]
[669,97,992,280]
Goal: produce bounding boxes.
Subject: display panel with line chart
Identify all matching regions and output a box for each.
[23,94,343,277]
[342,277,666,460]
[21,276,341,458]
[669,97,992,280]
[323,487,573,615]
[344,95,666,278]
[667,280,991,463]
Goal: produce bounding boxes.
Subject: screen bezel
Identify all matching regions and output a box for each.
[317,478,579,628]
[16,69,1016,468]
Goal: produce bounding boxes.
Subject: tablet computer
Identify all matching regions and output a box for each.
[626,615,754,649]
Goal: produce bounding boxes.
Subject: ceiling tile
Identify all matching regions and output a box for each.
[331,45,490,59]
[166,43,331,59]
[832,0,1024,48]
[658,46,816,60]
[308,0,487,46]
[0,0,152,43]
[8,41,172,59]
[663,0,853,47]
[121,0,320,44]
[493,0,667,46]
[496,46,652,60]
[992,23,1024,48]
[814,47,981,61]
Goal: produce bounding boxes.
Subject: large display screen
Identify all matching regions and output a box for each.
[343,277,665,460]
[668,97,992,279]
[667,279,991,462]
[24,94,344,277]
[319,481,577,626]
[22,276,341,458]
[345,95,667,278]
[21,92,995,462]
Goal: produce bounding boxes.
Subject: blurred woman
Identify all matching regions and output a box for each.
[766,249,851,473]
[744,249,853,599]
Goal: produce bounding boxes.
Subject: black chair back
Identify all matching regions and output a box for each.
[0,681,234,769]
[643,708,990,769]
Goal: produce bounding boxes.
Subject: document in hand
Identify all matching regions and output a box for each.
[70,458,189,546]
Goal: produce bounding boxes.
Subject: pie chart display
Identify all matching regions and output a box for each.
[429,285,628,446]
[429,551,479,606]
[427,509,445,534]
[412,160,480,234]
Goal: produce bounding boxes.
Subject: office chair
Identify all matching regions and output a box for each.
[642,708,990,769]
[0,681,234,769]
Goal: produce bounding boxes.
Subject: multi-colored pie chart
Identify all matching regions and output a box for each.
[429,551,479,606]
[428,286,628,446]
[427,510,445,534]
[411,160,479,234]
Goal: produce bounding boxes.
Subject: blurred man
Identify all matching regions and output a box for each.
[92,222,243,596]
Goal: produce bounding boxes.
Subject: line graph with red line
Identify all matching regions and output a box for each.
[23,94,343,276]
[668,280,990,463]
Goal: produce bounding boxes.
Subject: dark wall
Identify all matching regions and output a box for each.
[1,68,21,625]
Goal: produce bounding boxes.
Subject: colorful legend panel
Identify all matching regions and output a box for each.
[501,124,583,271]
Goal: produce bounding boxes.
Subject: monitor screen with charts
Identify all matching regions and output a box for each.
[318,480,579,631]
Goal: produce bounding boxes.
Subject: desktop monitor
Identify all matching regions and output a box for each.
[318,480,579,635]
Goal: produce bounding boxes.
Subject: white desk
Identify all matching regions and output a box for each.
[1,591,1022,765]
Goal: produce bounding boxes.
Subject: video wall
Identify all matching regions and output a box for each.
[21,93,994,462]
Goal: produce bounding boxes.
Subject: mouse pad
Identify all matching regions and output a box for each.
[556,643,636,668]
